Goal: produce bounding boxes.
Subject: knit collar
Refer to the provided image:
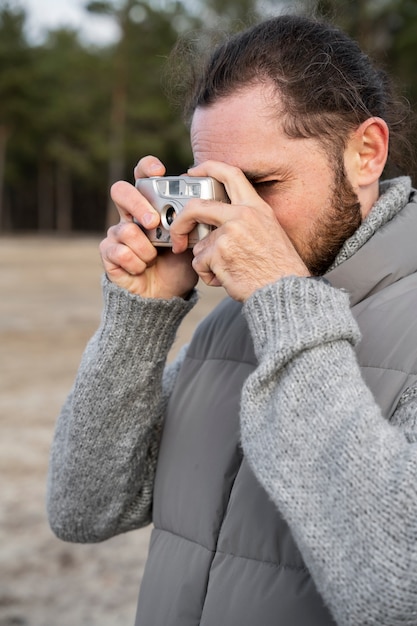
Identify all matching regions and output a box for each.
[330,176,412,270]
[326,177,417,305]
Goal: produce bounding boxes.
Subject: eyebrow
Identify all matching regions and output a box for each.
[188,164,285,183]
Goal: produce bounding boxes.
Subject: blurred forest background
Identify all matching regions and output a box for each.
[1,0,417,235]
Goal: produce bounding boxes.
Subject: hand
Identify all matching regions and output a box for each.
[100,156,198,299]
[169,160,310,302]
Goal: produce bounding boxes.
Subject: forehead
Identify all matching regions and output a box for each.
[190,83,284,166]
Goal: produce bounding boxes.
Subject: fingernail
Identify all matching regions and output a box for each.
[143,212,157,227]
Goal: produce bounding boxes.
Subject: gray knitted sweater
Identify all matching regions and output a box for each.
[48,177,417,626]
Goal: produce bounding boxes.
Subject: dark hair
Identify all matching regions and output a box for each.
[173,15,413,175]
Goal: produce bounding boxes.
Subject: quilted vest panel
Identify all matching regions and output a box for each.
[136,193,417,625]
[136,298,336,626]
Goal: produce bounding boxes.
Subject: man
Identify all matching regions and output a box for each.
[47,14,417,626]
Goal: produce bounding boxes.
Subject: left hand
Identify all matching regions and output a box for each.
[169,160,310,302]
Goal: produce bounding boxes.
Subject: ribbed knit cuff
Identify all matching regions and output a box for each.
[243,276,361,363]
[99,275,198,360]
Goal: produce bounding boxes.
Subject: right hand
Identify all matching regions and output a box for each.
[100,156,198,299]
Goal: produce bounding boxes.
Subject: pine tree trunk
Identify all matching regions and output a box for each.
[38,160,54,231]
[106,82,127,228]
[56,162,72,232]
[0,124,10,231]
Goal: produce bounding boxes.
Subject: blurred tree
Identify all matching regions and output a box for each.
[122,2,200,172]
[189,0,260,27]
[86,0,131,226]
[87,0,261,227]
[0,1,35,229]
[30,29,110,231]
[373,0,417,107]
[86,0,201,226]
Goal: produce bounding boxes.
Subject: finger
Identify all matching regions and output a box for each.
[101,225,157,275]
[110,221,158,264]
[188,161,268,211]
[133,155,166,180]
[111,180,160,228]
[192,253,222,288]
[102,241,151,277]
[103,223,157,268]
[169,199,228,253]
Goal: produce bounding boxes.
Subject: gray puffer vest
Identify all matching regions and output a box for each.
[135,191,417,626]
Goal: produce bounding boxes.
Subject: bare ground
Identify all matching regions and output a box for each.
[0,235,226,626]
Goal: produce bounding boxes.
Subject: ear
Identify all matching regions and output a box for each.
[345,117,389,188]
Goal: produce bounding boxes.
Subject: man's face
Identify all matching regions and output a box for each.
[190,83,362,275]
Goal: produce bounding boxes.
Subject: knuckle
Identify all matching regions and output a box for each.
[105,223,119,239]
[238,204,254,220]
[114,243,133,267]
[221,220,243,242]
[215,235,232,257]
[112,220,137,242]
[124,220,140,238]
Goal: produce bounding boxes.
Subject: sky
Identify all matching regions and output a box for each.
[15,0,120,45]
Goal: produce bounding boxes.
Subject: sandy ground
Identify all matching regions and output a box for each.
[0,235,226,626]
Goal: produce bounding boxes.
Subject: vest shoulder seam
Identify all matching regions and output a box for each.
[152,527,307,573]
[361,364,417,376]
[185,354,257,367]
[216,548,308,573]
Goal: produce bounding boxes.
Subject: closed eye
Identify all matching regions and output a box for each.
[251,179,281,190]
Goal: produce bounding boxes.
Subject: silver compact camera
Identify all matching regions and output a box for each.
[135,176,228,247]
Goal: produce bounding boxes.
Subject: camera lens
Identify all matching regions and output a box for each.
[165,206,177,226]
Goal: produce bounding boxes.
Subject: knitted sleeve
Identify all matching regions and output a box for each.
[46,277,196,543]
[241,276,417,626]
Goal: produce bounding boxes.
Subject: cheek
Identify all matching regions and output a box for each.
[268,188,332,244]
[265,190,309,231]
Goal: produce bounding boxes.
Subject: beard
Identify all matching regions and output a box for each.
[302,162,362,276]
